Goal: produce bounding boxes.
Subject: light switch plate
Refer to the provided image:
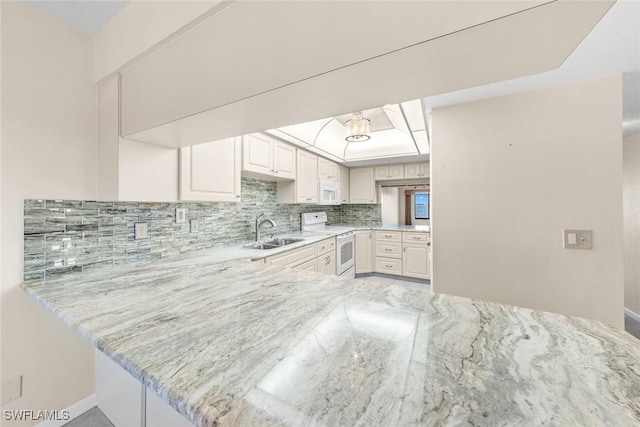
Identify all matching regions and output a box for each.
[1,375,22,405]
[563,229,592,249]
[175,208,187,224]
[190,219,199,233]
[134,222,149,240]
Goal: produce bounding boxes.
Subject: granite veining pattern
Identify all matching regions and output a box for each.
[22,249,640,427]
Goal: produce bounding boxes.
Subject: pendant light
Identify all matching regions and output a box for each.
[345,112,371,142]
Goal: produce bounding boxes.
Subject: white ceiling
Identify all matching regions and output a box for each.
[25,0,129,36]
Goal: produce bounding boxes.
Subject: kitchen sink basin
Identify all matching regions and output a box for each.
[244,237,304,250]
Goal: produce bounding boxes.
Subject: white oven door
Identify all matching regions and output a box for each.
[337,233,355,275]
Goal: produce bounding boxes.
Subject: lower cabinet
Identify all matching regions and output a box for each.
[355,231,374,273]
[96,349,194,427]
[264,237,336,275]
[317,252,336,275]
[402,232,431,280]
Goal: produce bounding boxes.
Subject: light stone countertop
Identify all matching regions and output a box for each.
[21,241,640,427]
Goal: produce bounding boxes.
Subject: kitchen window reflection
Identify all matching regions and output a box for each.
[414,193,430,220]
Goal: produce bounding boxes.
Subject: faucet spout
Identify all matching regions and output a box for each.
[256,213,277,242]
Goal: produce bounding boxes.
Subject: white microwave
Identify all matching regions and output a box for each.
[318,180,341,205]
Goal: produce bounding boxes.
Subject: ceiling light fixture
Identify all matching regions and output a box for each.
[345,112,371,142]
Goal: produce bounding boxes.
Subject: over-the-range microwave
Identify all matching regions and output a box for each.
[318,180,341,205]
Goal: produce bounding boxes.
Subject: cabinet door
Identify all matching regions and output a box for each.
[318,252,336,275]
[273,140,296,180]
[350,167,376,204]
[340,165,350,203]
[294,258,318,272]
[243,134,273,175]
[355,231,373,273]
[297,151,318,203]
[405,162,428,178]
[374,166,390,180]
[146,388,195,427]
[96,350,142,427]
[389,164,405,179]
[403,243,430,279]
[180,137,241,202]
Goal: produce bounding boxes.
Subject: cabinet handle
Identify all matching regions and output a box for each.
[275,170,279,174]
[235,195,241,198]
[427,242,431,246]
[385,248,392,252]
[385,235,392,238]
[404,247,406,252]
[385,264,392,268]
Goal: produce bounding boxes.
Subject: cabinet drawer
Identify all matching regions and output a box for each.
[293,258,317,272]
[403,232,430,243]
[266,245,316,268]
[376,257,402,274]
[376,231,401,242]
[317,237,336,256]
[375,241,402,259]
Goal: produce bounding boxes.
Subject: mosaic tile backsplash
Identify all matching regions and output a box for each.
[23,178,380,280]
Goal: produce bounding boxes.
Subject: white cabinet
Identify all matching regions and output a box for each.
[404,162,429,179]
[146,388,194,427]
[402,232,431,279]
[96,350,142,427]
[297,150,318,203]
[293,258,318,272]
[273,140,297,180]
[355,231,374,274]
[350,167,377,204]
[179,137,241,202]
[96,349,195,427]
[374,164,404,180]
[266,244,317,268]
[277,150,318,204]
[318,157,339,182]
[242,134,296,180]
[317,252,336,275]
[339,165,350,203]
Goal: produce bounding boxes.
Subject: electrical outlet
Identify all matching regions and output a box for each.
[175,208,187,224]
[289,214,294,222]
[1,375,22,405]
[190,219,199,233]
[134,222,149,240]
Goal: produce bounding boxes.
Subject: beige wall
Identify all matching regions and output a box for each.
[624,133,640,314]
[431,75,624,328]
[1,2,96,422]
[93,1,223,82]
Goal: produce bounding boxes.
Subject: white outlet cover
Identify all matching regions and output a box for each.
[176,208,187,224]
[135,222,149,240]
[190,219,199,233]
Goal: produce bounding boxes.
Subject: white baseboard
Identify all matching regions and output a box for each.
[625,307,640,323]
[36,394,96,427]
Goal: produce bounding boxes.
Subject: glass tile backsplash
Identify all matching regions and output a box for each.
[23,178,380,280]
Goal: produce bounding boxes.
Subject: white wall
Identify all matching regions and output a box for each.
[1,2,96,422]
[431,75,624,328]
[624,133,640,315]
[119,139,178,202]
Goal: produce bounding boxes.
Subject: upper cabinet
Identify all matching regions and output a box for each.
[318,157,339,182]
[404,162,429,179]
[374,164,405,181]
[340,165,350,204]
[179,137,241,202]
[242,134,296,180]
[277,150,318,204]
[350,167,377,204]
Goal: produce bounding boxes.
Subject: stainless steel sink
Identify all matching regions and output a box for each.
[244,237,304,250]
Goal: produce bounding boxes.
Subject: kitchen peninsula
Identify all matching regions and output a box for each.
[21,243,640,427]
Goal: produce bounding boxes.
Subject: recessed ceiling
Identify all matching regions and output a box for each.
[266,100,428,165]
[24,0,129,36]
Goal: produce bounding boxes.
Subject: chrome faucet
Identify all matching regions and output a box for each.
[256,213,277,242]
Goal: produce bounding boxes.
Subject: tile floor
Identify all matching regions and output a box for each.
[63,407,112,427]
